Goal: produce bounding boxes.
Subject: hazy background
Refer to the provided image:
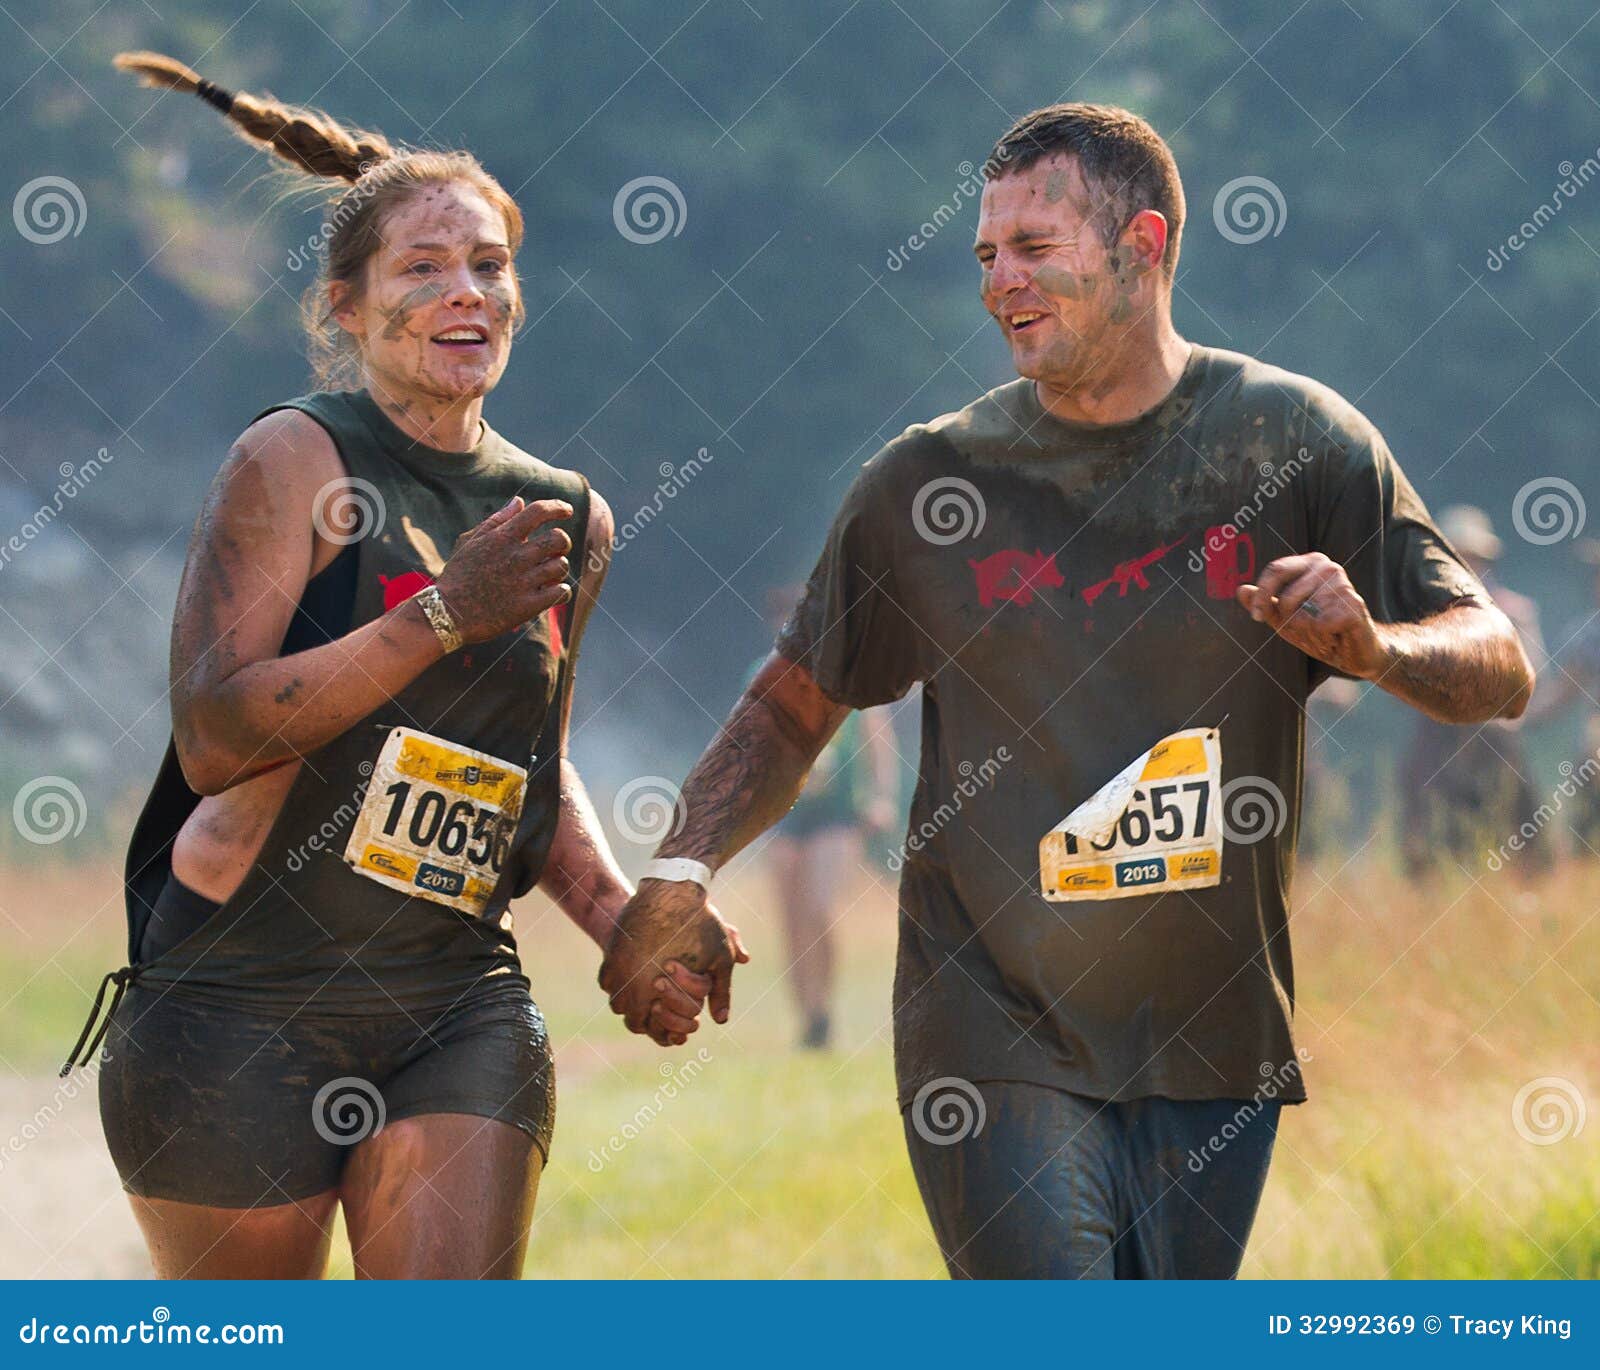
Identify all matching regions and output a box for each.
[0,0,1596,1279]
[2,0,1598,819]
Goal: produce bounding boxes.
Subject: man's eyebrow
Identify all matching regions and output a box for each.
[973,228,1061,249]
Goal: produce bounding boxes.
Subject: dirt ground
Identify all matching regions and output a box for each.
[0,1071,151,1279]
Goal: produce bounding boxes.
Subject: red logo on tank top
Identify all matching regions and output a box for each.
[378,570,566,654]
[379,569,436,612]
[968,548,1065,607]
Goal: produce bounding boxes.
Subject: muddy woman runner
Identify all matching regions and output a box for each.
[65,53,738,1280]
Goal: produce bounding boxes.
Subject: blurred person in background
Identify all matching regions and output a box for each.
[1522,538,1600,858]
[762,588,900,1049]
[1400,505,1549,880]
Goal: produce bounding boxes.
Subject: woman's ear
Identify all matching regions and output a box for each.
[328,278,363,339]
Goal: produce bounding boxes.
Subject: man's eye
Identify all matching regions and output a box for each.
[407,262,437,275]
[477,259,505,275]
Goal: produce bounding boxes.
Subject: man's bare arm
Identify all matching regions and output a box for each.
[1238,552,1534,725]
[657,652,853,870]
[597,653,848,1035]
[1369,606,1534,724]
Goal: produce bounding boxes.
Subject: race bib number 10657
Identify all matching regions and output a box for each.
[344,727,528,917]
[1039,727,1222,901]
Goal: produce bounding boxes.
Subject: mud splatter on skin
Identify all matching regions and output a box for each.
[1031,263,1099,301]
[1043,166,1070,203]
[273,678,303,705]
[1107,248,1143,325]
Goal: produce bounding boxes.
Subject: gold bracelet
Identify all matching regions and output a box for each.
[414,584,463,654]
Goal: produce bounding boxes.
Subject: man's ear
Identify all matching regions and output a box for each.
[1120,209,1169,274]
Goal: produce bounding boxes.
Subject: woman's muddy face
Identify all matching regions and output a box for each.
[334,181,520,406]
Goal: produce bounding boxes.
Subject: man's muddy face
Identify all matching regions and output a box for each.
[335,181,520,414]
[974,155,1154,389]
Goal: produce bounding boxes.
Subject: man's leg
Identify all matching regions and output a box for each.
[901,1080,1122,1279]
[1115,1096,1281,1279]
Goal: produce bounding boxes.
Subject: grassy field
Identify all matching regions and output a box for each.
[2,843,1596,1279]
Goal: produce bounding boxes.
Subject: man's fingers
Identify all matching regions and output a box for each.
[1253,554,1319,600]
[708,958,733,1025]
[1275,566,1340,623]
[726,924,751,965]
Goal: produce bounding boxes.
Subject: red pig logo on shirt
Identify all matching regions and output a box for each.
[377,570,566,655]
[968,548,1065,607]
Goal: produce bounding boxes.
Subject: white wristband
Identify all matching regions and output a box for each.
[640,857,714,891]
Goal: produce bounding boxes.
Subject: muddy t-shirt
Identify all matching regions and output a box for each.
[777,344,1485,1106]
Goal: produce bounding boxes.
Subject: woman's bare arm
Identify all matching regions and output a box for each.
[172,409,573,795]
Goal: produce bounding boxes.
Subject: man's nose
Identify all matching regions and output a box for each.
[986,250,1026,296]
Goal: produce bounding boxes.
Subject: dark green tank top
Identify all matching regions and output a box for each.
[121,389,590,1016]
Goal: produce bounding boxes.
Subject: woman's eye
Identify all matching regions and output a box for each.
[477,259,505,275]
[407,262,437,275]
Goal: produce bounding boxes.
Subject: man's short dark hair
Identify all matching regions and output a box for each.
[985,103,1185,279]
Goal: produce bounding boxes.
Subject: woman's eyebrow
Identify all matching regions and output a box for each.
[398,239,510,252]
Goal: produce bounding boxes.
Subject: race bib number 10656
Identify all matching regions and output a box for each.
[344,727,528,917]
[1039,727,1222,901]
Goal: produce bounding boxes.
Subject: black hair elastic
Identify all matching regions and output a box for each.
[194,78,235,115]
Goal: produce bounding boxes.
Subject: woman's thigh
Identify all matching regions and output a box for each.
[341,1114,541,1279]
[126,1191,339,1279]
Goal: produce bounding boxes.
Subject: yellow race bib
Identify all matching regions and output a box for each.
[344,726,528,916]
[1040,727,1222,901]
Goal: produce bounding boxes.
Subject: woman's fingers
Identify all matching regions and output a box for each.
[652,970,706,1019]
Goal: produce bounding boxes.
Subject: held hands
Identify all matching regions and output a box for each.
[434,496,574,644]
[1236,552,1387,680]
[598,878,750,1047]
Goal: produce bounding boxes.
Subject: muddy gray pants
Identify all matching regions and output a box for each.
[903,1080,1280,1279]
